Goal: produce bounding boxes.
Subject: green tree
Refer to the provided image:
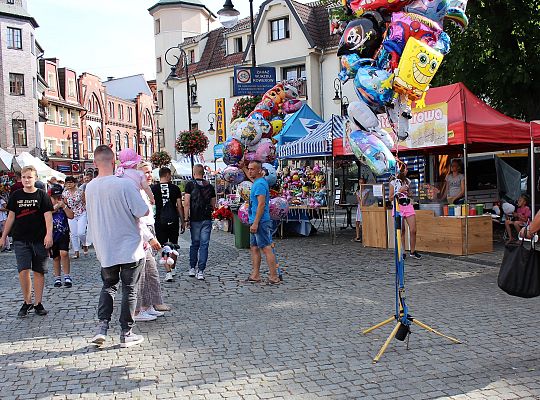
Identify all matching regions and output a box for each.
[433,0,540,121]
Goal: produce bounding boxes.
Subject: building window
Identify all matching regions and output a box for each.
[108,102,115,119]
[7,0,15,4]
[47,72,56,90]
[158,90,164,110]
[47,106,55,123]
[156,57,162,73]
[70,111,78,127]
[59,109,67,125]
[86,128,93,153]
[30,33,35,55]
[133,136,137,150]
[68,79,76,97]
[32,77,36,98]
[9,73,24,95]
[124,134,129,149]
[46,139,55,154]
[234,37,243,53]
[94,129,102,149]
[189,49,195,64]
[106,129,111,144]
[115,132,121,152]
[270,18,290,41]
[12,119,27,146]
[282,65,307,97]
[7,27,22,49]
[128,107,133,123]
[61,141,69,155]
[118,104,123,120]
[154,18,160,35]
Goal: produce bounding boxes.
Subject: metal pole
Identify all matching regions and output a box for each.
[463,143,469,256]
[249,0,256,67]
[182,49,194,169]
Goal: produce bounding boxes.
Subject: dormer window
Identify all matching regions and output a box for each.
[234,37,243,53]
[270,17,290,41]
[189,49,195,64]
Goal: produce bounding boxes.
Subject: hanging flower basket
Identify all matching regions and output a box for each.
[231,95,263,121]
[175,129,209,156]
[150,150,171,168]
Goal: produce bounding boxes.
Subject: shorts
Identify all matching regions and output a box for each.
[392,204,416,218]
[155,222,179,245]
[250,220,273,249]
[13,241,48,274]
[49,234,70,259]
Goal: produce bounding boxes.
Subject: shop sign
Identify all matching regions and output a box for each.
[71,162,81,173]
[57,165,71,173]
[215,98,226,144]
[214,143,224,159]
[71,131,80,160]
[378,102,449,150]
[233,66,276,96]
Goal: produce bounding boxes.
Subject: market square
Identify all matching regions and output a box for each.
[1,0,540,399]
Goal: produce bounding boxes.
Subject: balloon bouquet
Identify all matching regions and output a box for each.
[221,82,302,222]
[337,0,468,175]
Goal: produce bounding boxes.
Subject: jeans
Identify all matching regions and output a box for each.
[68,212,88,252]
[98,259,144,332]
[189,220,212,271]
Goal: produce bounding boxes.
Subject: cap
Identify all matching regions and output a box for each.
[49,184,63,197]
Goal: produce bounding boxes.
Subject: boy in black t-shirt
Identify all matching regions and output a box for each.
[0,166,54,317]
[49,185,74,288]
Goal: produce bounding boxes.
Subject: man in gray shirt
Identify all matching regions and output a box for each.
[86,145,149,348]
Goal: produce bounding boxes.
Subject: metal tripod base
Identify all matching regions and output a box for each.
[362,314,461,363]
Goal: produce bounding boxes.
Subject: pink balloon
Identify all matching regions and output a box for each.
[238,202,249,224]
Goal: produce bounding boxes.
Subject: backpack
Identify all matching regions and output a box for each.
[189,180,213,220]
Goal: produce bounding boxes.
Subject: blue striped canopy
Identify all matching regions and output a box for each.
[278,115,346,159]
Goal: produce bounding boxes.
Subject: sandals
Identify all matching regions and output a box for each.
[267,278,282,285]
[246,277,261,283]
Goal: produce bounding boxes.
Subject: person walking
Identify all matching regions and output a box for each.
[49,185,74,288]
[389,161,421,259]
[151,167,185,282]
[63,176,88,258]
[134,161,170,322]
[246,161,280,285]
[184,164,216,280]
[0,166,53,317]
[86,145,149,348]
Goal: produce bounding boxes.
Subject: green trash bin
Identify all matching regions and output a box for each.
[233,211,250,249]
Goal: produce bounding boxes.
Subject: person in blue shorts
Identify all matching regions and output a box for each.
[246,160,280,285]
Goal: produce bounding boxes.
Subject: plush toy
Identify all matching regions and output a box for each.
[159,245,179,266]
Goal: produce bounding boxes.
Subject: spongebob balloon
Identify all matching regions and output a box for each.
[393,37,444,108]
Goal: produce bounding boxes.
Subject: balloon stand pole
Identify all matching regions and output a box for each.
[362,197,461,363]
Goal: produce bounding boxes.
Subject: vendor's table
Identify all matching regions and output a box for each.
[279,206,330,237]
[362,207,493,255]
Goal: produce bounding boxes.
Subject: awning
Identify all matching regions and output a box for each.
[274,104,324,146]
[13,152,66,180]
[0,148,14,170]
[279,115,346,159]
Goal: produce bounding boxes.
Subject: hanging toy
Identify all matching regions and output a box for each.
[159,245,179,266]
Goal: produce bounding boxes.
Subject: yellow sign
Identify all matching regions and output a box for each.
[377,102,449,150]
[215,98,226,144]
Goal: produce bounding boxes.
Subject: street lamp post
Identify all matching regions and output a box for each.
[154,107,163,151]
[207,112,216,135]
[11,111,25,156]
[217,0,256,67]
[165,44,195,168]
[333,78,349,117]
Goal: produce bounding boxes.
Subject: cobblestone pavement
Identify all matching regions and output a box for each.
[0,228,539,400]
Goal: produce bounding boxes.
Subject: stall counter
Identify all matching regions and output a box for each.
[362,207,493,255]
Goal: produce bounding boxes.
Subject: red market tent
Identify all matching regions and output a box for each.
[333,82,533,156]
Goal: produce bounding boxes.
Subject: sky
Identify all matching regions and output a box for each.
[27,0,285,82]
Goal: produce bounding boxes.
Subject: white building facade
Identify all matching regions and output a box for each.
[0,0,40,155]
[150,0,355,162]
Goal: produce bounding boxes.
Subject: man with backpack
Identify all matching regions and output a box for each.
[184,164,216,281]
[151,167,185,282]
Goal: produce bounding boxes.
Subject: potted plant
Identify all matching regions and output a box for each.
[150,150,172,168]
[175,128,209,157]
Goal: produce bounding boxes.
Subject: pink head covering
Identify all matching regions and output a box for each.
[115,148,142,177]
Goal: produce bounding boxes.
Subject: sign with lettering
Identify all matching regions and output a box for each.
[71,131,80,160]
[233,66,276,96]
[214,143,224,159]
[215,98,226,144]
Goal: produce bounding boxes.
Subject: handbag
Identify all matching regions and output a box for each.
[498,238,540,298]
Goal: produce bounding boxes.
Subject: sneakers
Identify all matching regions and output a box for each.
[146,306,164,317]
[17,302,33,317]
[91,320,109,345]
[171,267,176,277]
[164,272,173,282]
[54,277,62,288]
[120,330,144,348]
[188,268,196,277]
[133,310,157,322]
[64,275,72,288]
[34,303,48,316]
[410,251,422,259]
[196,270,205,280]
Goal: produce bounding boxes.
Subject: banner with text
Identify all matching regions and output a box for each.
[71,131,80,160]
[215,98,226,144]
[233,66,276,96]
